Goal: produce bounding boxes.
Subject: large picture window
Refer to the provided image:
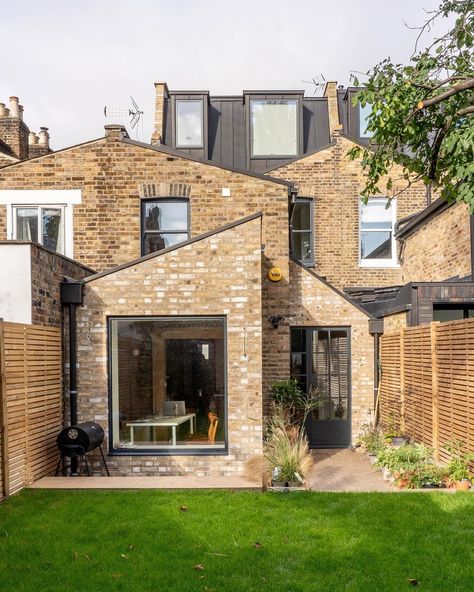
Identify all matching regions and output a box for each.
[359,198,397,267]
[13,205,64,254]
[141,198,189,255]
[250,99,298,157]
[109,317,226,453]
[291,198,314,266]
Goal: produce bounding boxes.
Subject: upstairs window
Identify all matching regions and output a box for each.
[176,100,204,148]
[359,198,397,267]
[250,99,298,157]
[291,198,314,266]
[141,199,189,256]
[13,205,65,254]
[359,103,373,138]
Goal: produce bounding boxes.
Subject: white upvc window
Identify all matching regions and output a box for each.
[359,198,398,268]
[0,190,81,258]
[13,205,65,254]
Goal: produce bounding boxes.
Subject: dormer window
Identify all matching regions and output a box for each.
[359,103,373,138]
[250,99,298,157]
[176,100,204,148]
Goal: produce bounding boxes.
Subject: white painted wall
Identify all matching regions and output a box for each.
[0,244,32,324]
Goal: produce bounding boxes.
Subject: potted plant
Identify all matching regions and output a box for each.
[444,440,473,491]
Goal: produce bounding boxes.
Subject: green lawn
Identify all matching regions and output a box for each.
[0,490,473,592]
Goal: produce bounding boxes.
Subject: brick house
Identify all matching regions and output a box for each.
[0,80,468,477]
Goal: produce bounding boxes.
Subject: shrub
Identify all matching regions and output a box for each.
[376,443,432,472]
[357,423,385,455]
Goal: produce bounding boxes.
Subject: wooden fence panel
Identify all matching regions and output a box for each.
[403,325,433,446]
[0,321,62,497]
[379,318,474,467]
[436,319,474,465]
[379,332,402,430]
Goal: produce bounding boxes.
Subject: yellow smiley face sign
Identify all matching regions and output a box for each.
[268,267,283,282]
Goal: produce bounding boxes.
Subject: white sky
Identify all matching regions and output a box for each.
[0,0,450,149]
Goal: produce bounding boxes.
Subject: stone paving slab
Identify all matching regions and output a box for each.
[307,448,392,492]
[30,475,261,490]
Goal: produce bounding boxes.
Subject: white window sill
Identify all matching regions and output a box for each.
[358,261,400,269]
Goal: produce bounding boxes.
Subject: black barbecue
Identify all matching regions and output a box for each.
[56,421,110,476]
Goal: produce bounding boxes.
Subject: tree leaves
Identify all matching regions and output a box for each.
[348,0,474,211]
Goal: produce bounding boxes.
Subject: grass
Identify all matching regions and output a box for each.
[0,489,473,591]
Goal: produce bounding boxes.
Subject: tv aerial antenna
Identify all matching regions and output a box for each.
[301,74,326,95]
[103,96,144,141]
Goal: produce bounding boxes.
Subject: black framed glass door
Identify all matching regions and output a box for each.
[291,327,351,448]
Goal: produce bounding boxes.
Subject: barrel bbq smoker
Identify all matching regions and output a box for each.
[56,422,110,476]
[58,279,110,476]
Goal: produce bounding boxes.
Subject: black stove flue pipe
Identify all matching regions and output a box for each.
[60,278,84,475]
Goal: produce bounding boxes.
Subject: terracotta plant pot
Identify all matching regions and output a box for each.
[455,479,471,491]
[397,478,409,489]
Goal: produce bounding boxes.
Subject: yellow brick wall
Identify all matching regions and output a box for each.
[78,217,263,476]
[401,202,471,283]
[288,261,375,442]
[271,133,427,290]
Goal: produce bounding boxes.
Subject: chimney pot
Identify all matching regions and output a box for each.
[9,96,20,118]
[38,127,50,146]
[0,103,8,117]
[29,131,38,145]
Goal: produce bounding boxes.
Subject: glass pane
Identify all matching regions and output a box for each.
[144,201,188,232]
[291,353,306,375]
[16,208,38,242]
[292,231,313,263]
[433,307,465,322]
[361,231,392,259]
[359,103,373,137]
[312,329,348,421]
[110,317,225,450]
[251,99,297,156]
[144,232,188,255]
[291,328,305,352]
[360,200,392,229]
[293,201,311,230]
[42,208,62,252]
[176,100,203,147]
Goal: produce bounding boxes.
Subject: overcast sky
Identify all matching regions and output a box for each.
[1,0,449,149]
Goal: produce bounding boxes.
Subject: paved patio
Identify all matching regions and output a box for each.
[30,475,261,490]
[307,448,391,492]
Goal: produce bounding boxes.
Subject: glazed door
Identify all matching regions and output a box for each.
[291,328,351,448]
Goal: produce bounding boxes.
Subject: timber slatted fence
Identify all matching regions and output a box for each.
[379,318,474,466]
[0,321,62,499]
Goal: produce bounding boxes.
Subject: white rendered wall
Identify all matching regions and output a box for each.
[0,244,32,324]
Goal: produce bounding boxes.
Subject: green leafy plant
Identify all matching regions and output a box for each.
[270,379,319,426]
[347,0,474,210]
[357,423,386,455]
[408,464,446,488]
[376,443,432,472]
[444,439,474,482]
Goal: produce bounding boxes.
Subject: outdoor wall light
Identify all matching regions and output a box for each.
[268,315,285,329]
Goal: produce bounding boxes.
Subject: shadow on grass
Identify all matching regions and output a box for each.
[0,489,473,592]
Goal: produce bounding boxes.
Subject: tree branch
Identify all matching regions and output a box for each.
[409,75,469,91]
[429,115,453,180]
[417,78,474,109]
[456,105,474,117]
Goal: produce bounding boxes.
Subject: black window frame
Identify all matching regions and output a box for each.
[107,314,229,457]
[140,197,190,256]
[291,197,314,267]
